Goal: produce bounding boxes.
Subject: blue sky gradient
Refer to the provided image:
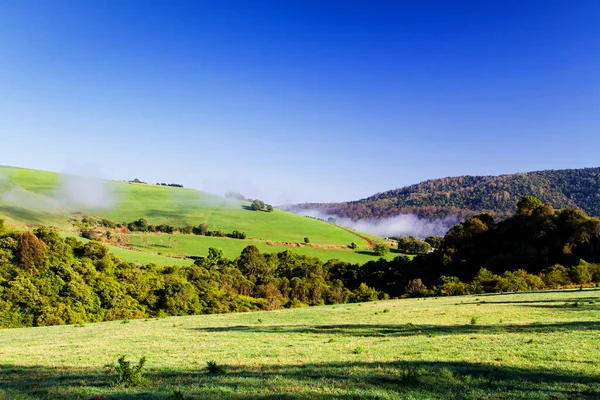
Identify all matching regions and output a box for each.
[1,0,598,203]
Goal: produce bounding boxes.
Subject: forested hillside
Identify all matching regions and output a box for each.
[291,168,600,220]
[2,196,600,328]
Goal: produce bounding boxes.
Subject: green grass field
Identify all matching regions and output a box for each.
[0,165,392,265]
[1,289,598,399]
[127,233,402,264]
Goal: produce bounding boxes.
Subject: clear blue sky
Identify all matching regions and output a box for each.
[1,0,598,204]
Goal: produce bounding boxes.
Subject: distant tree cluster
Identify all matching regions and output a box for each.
[76,217,246,240]
[156,183,184,188]
[397,236,431,254]
[251,200,273,212]
[129,178,146,184]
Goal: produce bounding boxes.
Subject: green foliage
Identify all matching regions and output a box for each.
[107,355,148,387]
[405,279,428,297]
[373,244,389,256]
[397,236,431,254]
[517,196,543,215]
[437,276,472,296]
[251,199,274,212]
[542,264,571,288]
[352,345,364,354]
[304,237,310,244]
[424,236,443,249]
[229,230,247,239]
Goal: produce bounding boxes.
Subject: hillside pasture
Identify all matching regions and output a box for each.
[0,289,598,399]
[0,166,387,265]
[126,233,402,265]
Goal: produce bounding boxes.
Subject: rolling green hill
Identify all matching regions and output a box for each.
[0,165,389,264]
[290,167,600,221]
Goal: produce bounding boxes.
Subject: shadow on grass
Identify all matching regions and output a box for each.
[0,359,598,399]
[189,320,600,337]
[0,205,56,226]
[463,296,600,305]
[355,250,379,256]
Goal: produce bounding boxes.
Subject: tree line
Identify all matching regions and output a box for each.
[1,196,600,328]
[293,167,600,220]
[76,217,247,240]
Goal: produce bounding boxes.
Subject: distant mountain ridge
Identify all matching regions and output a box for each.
[291,167,600,221]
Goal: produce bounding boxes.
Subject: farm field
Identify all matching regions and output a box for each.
[0,289,598,399]
[0,165,390,265]
[127,233,402,265]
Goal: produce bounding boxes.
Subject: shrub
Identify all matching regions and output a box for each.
[542,264,571,288]
[398,362,421,384]
[229,230,247,239]
[405,279,427,297]
[304,237,310,244]
[107,355,147,387]
[251,200,265,211]
[352,346,364,354]
[349,242,357,249]
[206,360,225,374]
[373,244,389,256]
[569,261,591,284]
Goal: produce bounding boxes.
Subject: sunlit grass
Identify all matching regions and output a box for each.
[0,165,391,265]
[1,289,598,399]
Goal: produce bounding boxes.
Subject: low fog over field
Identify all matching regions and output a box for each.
[295,209,458,238]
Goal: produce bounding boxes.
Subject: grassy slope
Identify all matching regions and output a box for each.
[0,165,391,264]
[128,233,402,264]
[0,289,598,399]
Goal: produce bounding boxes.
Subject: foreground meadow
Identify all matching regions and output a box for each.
[0,289,599,399]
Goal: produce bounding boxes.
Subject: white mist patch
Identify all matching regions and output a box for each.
[55,174,116,210]
[298,210,457,238]
[1,173,116,211]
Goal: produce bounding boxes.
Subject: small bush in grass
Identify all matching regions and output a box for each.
[436,367,454,380]
[106,355,147,387]
[353,346,364,354]
[383,308,390,313]
[206,360,225,374]
[470,317,478,325]
[328,338,336,343]
[398,362,421,384]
